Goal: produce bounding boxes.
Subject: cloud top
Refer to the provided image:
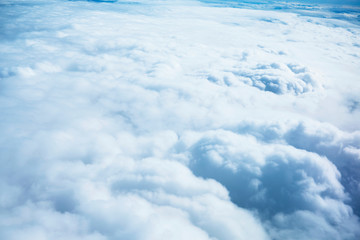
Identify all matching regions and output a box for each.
[1,0,360,239]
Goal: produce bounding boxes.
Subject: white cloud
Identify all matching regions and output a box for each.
[1,0,360,239]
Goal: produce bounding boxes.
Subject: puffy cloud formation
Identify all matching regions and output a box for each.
[1,0,360,239]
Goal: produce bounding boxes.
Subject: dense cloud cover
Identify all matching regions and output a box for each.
[1,0,360,239]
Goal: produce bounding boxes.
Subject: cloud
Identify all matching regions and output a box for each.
[269,210,360,240]
[1,0,360,239]
[183,128,349,212]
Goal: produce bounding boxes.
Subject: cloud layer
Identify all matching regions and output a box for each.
[1,0,360,239]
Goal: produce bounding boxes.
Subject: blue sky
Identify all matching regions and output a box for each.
[201,0,360,5]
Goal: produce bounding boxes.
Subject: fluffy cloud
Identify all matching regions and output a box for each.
[181,127,360,238]
[1,0,360,239]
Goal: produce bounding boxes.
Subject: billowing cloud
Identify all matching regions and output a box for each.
[1,0,360,239]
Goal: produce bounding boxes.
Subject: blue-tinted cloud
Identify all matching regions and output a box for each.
[1,0,360,239]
